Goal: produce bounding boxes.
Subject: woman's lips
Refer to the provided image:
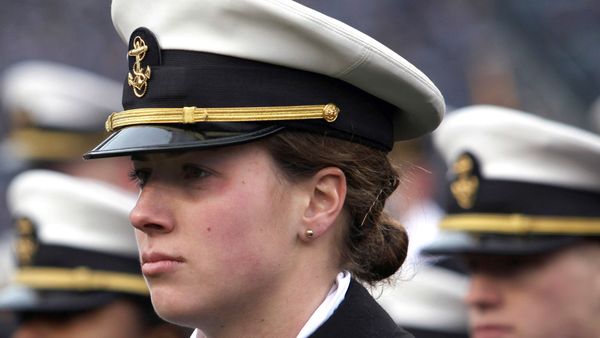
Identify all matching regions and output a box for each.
[472,324,513,338]
[141,252,184,276]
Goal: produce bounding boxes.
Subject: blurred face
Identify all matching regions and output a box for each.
[129,143,307,328]
[465,243,600,338]
[12,300,145,338]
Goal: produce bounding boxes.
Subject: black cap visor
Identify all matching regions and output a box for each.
[84,124,283,159]
[1,289,126,313]
[422,231,586,256]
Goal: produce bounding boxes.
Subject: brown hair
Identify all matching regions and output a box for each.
[261,131,408,285]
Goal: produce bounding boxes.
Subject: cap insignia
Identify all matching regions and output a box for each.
[15,217,38,266]
[127,36,152,98]
[450,153,479,209]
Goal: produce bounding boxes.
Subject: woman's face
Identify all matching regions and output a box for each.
[465,243,600,338]
[129,143,308,328]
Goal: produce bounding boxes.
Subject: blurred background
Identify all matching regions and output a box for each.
[1,0,599,133]
[301,0,600,129]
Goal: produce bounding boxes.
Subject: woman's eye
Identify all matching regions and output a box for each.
[182,164,211,180]
[128,169,150,188]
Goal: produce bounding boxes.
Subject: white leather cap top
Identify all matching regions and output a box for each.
[435,105,600,191]
[7,170,138,257]
[111,0,445,140]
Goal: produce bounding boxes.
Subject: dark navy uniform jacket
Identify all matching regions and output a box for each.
[310,279,414,338]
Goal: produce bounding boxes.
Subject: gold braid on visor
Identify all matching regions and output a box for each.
[15,267,149,295]
[105,103,340,132]
[441,213,600,235]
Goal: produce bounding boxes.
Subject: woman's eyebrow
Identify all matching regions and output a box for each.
[131,152,188,162]
[131,154,149,161]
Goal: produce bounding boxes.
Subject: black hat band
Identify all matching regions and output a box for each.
[121,47,397,150]
[14,244,147,295]
[443,178,600,235]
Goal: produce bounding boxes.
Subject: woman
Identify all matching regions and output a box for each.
[85,0,445,337]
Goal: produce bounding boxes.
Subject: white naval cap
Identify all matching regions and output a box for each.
[85,0,444,159]
[0,61,122,161]
[7,169,137,258]
[424,105,600,255]
[3,170,147,305]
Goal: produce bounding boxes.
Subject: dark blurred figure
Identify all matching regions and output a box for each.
[0,170,192,338]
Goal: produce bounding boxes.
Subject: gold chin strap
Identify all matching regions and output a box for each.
[105,103,340,132]
[441,213,600,235]
[15,267,149,295]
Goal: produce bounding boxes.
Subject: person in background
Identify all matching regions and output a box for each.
[0,60,136,231]
[0,170,192,338]
[424,105,600,338]
[0,60,134,188]
[84,0,445,336]
[0,62,137,336]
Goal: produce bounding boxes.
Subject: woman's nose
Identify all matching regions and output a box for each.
[129,183,174,235]
[465,272,503,311]
[11,321,48,338]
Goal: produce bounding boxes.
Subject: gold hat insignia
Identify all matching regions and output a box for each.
[15,217,38,266]
[450,153,479,209]
[127,36,152,98]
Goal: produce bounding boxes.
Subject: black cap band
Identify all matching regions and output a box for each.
[446,179,600,217]
[122,49,397,150]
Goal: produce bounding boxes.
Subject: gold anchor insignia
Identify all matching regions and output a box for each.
[15,217,38,266]
[127,36,152,98]
[450,154,479,209]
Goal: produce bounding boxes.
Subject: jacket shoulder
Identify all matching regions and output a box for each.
[310,279,414,338]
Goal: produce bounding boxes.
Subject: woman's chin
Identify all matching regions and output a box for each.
[150,288,191,324]
[152,301,198,328]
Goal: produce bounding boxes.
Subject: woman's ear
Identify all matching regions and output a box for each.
[300,167,347,241]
